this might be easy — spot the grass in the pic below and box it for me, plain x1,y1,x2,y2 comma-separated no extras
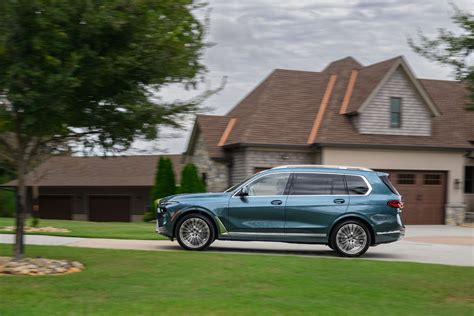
0,217,166,240
0,245,473,315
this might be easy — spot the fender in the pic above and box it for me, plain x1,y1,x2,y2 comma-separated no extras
329,212,375,233
171,205,226,237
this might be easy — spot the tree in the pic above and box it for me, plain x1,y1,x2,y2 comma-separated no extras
146,156,176,221
179,163,205,193
408,5,474,110
0,0,215,259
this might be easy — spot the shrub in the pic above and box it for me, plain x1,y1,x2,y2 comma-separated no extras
144,157,177,221
179,163,205,194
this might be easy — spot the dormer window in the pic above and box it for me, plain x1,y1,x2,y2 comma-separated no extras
390,97,402,128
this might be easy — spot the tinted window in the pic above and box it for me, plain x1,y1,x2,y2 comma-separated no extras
379,175,399,195
290,173,347,195
248,173,290,196
346,175,369,195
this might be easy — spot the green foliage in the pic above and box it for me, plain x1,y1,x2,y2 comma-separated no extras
151,157,177,201
0,163,15,217
144,157,177,221
408,5,474,110
0,189,15,217
0,0,211,157
30,216,39,228
179,163,205,193
0,0,215,257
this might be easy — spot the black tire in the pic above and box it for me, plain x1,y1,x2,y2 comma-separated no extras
175,213,215,251
330,220,371,257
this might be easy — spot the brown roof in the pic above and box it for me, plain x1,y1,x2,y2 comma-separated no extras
225,69,332,146
192,115,231,159
190,56,474,158
343,57,400,114
2,155,183,187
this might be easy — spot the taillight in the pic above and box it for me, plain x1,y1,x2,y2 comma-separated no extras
387,200,403,209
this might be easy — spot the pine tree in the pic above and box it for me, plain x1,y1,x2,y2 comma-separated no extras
145,157,176,221
179,164,206,193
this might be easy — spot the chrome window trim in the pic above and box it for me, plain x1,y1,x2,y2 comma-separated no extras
231,171,373,198
231,172,292,198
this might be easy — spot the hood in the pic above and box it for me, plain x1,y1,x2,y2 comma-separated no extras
160,192,228,204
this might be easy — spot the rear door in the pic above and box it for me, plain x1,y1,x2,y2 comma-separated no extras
284,173,349,240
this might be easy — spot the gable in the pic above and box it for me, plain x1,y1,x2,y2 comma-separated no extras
356,66,432,136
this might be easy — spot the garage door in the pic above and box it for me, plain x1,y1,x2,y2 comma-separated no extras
39,195,72,220
89,196,130,222
381,170,446,224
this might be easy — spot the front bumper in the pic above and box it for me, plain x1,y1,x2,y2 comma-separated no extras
156,208,173,238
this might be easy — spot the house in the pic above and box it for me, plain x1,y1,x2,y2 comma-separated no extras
184,56,474,225
2,155,182,222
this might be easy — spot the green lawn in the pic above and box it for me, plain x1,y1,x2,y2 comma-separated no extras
0,245,473,315
0,217,166,240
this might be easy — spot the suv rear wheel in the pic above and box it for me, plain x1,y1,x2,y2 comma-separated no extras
330,220,371,257
176,214,215,250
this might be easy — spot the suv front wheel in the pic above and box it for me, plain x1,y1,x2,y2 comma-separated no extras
330,220,371,257
176,214,215,250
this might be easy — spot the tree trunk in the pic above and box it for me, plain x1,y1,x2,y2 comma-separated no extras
13,161,26,260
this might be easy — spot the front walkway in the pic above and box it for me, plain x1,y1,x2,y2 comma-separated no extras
0,225,472,267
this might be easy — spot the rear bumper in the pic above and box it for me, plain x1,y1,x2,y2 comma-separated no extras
375,227,405,244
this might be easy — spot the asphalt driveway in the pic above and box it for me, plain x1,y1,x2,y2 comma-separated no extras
0,225,472,266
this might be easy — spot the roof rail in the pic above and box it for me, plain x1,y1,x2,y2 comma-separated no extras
272,165,373,171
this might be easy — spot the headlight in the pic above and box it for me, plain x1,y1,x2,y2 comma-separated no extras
162,201,180,206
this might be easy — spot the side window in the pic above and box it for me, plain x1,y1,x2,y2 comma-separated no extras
290,173,347,195
248,173,290,196
346,175,370,195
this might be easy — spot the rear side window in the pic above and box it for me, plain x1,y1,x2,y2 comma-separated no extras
379,175,399,195
345,175,370,195
290,173,347,195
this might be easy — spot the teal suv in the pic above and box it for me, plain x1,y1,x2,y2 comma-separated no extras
156,165,404,257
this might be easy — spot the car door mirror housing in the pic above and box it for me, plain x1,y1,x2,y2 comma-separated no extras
239,186,249,197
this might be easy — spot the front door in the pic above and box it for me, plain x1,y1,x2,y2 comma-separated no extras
227,172,290,239
285,173,349,241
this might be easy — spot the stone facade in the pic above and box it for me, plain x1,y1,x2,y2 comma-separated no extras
189,133,229,192
445,204,466,225
230,147,319,186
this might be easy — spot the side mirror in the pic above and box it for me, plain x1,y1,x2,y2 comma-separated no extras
239,185,249,197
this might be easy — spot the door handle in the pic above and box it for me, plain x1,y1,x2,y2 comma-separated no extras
271,200,283,205
333,198,345,204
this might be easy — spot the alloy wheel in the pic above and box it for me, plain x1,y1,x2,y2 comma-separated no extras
335,223,368,255
178,217,211,249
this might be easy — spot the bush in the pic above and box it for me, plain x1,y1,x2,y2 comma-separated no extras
179,163,205,194
145,157,177,221
0,189,15,218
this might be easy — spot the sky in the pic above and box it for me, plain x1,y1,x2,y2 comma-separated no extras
128,0,473,155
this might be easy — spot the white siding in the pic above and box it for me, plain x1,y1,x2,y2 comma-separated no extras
358,67,432,136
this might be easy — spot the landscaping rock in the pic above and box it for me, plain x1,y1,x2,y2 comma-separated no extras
0,257,84,276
